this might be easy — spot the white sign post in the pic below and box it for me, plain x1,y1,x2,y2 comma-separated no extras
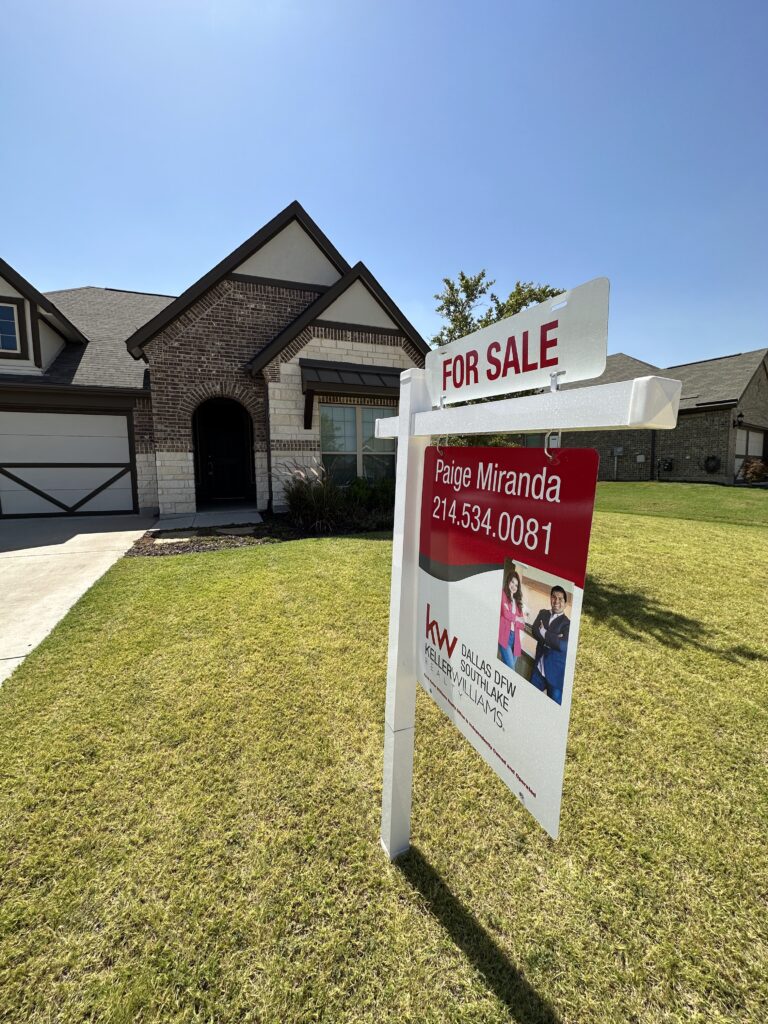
379,281,682,859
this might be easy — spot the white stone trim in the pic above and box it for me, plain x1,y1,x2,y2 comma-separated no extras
156,451,196,515
136,452,159,513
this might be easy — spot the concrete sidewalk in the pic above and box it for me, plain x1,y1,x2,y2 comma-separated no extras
0,515,154,683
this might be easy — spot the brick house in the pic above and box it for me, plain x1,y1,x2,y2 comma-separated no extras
530,350,767,485
0,202,429,518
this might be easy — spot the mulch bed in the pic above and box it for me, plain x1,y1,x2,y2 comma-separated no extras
126,514,393,557
126,516,305,557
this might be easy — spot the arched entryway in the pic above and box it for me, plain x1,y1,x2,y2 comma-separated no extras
192,397,255,507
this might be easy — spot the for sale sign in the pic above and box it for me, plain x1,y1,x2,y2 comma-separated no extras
417,444,599,838
424,277,609,406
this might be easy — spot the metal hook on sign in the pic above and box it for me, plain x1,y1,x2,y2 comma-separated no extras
433,395,446,454
544,431,556,462
549,370,566,393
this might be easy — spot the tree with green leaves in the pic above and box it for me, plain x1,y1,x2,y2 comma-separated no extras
431,271,563,348
430,271,564,445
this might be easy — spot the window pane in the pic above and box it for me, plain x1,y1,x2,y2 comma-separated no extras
320,405,356,453
525,433,545,448
323,453,357,485
0,305,18,352
362,407,396,453
735,429,747,456
747,431,764,456
363,453,396,482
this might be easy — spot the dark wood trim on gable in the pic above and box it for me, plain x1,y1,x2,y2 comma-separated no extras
313,318,404,337
0,296,29,361
227,273,331,293
30,307,42,367
246,262,429,376
124,201,352,357
0,256,88,344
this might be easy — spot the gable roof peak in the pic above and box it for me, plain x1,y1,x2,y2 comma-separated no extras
124,201,351,357
246,260,428,375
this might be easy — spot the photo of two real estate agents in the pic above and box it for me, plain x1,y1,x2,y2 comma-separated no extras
497,558,571,706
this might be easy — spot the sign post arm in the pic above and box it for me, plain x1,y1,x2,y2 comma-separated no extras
376,376,682,440
380,368,432,860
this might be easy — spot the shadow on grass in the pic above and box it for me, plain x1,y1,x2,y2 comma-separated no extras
583,577,767,665
396,847,562,1024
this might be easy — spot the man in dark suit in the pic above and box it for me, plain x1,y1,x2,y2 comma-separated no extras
529,586,570,705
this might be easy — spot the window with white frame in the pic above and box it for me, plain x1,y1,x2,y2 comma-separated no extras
320,403,397,484
0,302,21,354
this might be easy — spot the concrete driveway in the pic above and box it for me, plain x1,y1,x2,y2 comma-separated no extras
1,515,154,683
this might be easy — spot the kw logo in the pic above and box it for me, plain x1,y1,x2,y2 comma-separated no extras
426,604,458,657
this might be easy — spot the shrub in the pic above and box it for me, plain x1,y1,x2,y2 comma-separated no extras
743,457,768,483
342,477,396,530
282,462,396,533
282,459,343,533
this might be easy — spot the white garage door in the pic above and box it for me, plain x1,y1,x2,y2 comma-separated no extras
0,410,136,517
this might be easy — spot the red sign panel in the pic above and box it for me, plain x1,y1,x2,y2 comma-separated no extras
419,445,599,587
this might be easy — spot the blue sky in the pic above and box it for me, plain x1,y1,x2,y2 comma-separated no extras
2,0,766,367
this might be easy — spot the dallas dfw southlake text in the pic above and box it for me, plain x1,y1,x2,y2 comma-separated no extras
425,605,515,730
431,456,562,555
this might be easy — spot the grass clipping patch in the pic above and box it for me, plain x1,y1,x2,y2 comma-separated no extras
0,516,766,1023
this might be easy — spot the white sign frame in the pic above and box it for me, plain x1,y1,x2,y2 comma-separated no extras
425,277,610,406
380,369,681,859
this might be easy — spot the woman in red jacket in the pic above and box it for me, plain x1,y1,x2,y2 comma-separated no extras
498,563,529,671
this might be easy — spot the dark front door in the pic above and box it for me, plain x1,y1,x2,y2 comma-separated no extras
193,398,255,505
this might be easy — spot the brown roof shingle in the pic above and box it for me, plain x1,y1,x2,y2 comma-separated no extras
665,348,768,410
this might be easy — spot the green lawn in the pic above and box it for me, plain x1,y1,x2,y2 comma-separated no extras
1,494,766,1023
595,480,768,526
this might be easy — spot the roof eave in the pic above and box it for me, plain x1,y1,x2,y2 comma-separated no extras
678,399,738,411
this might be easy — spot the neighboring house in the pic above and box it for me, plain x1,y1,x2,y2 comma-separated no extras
0,202,429,518
553,349,768,484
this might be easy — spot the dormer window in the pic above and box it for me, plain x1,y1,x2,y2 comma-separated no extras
0,298,28,359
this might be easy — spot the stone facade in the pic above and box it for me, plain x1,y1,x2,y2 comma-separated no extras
155,452,196,514
135,452,158,512
265,324,421,508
